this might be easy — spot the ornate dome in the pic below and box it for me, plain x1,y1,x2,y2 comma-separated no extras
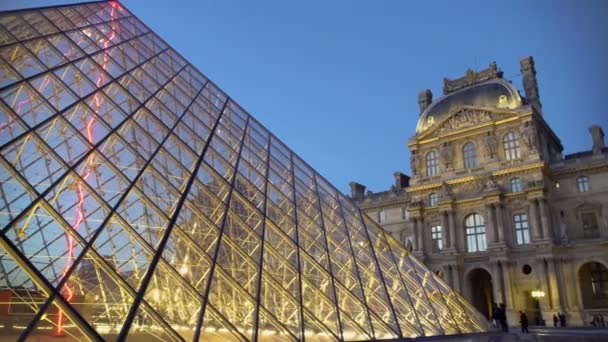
416,78,522,133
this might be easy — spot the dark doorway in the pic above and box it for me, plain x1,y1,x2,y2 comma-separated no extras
523,290,543,325
468,268,494,319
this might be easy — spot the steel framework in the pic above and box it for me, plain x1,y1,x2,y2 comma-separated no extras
0,1,492,341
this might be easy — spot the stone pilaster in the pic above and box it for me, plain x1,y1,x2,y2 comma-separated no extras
546,258,561,312
495,204,505,245
412,218,420,251
491,261,505,305
486,204,496,245
441,211,450,250
448,210,457,252
538,199,552,241
529,199,542,241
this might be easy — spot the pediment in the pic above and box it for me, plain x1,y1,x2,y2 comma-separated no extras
415,106,524,141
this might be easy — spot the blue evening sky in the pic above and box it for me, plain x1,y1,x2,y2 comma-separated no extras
2,0,607,194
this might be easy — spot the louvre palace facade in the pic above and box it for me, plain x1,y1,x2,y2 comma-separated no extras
351,58,608,327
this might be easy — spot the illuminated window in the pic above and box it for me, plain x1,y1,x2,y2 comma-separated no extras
429,193,438,207
577,176,589,193
514,213,530,245
426,150,439,176
463,142,478,168
510,178,522,192
503,131,521,160
465,213,487,252
431,225,443,252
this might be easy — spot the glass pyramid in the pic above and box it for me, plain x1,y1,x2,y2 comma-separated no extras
0,1,492,341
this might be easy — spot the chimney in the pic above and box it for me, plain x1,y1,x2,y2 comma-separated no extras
349,182,366,200
589,125,605,154
393,172,410,188
418,89,433,115
520,56,542,114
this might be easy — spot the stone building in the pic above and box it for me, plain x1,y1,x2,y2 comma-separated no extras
351,57,608,327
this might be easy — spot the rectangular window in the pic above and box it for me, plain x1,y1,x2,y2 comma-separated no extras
431,225,443,252
582,212,599,238
402,207,409,221
377,210,386,224
514,213,530,245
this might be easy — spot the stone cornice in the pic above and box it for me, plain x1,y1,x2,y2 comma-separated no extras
549,160,608,177
407,162,544,194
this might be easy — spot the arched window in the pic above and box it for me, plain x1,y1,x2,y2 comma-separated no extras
429,192,438,207
503,131,521,160
465,213,487,252
426,151,439,176
577,176,589,193
463,142,478,168
510,178,522,192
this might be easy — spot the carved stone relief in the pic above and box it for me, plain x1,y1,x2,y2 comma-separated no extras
440,142,454,170
483,131,498,159
520,121,538,151
437,110,492,136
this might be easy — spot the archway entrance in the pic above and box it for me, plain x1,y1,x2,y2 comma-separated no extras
579,262,608,310
467,268,494,320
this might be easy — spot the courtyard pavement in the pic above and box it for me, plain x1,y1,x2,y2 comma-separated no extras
372,327,608,341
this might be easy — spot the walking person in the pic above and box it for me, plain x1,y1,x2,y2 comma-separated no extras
559,312,566,327
491,303,499,328
499,303,509,332
553,313,558,327
519,311,529,333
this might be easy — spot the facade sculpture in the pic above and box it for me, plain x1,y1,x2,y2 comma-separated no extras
352,58,608,327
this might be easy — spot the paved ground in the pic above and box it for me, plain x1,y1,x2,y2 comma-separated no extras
404,327,608,341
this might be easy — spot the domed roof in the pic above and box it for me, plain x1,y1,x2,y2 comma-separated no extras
416,78,522,134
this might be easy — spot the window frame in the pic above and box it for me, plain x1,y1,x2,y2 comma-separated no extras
510,177,522,192
377,209,387,224
465,213,487,253
581,211,599,239
463,142,478,169
513,212,530,245
426,150,439,177
503,131,521,161
429,192,438,207
430,224,443,252
577,175,589,193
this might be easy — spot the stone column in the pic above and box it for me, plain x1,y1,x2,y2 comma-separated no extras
529,199,541,241
486,204,496,245
441,211,449,250
495,204,505,245
536,258,551,318
448,211,457,251
538,199,553,241
546,258,561,311
452,264,462,294
412,218,420,251
501,261,515,309
491,261,505,304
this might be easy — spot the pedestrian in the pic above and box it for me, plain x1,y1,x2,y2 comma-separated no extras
553,313,558,327
559,312,566,327
519,311,529,333
491,303,499,328
499,303,509,332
